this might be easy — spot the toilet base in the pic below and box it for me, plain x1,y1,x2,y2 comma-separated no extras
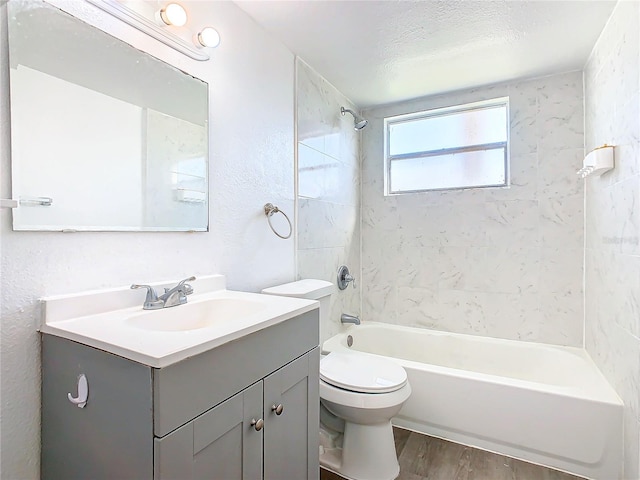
319,420,400,480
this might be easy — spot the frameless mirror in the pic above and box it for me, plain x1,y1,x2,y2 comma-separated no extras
7,1,209,231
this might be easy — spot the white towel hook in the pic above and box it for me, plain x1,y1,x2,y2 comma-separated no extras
68,374,89,408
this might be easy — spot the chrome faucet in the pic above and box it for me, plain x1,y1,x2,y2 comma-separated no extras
341,313,360,325
131,276,196,310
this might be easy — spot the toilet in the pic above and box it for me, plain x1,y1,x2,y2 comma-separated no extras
262,279,412,480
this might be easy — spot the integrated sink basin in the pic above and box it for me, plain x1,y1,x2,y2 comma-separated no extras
126,298,266,332
39,274,319,367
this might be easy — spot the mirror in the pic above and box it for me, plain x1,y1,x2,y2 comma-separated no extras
7,1,209,231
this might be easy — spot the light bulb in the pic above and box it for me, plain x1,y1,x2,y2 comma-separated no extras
158,3,187,27
197,27,221,48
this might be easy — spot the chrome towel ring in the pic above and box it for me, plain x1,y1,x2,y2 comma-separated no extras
264,203,292,239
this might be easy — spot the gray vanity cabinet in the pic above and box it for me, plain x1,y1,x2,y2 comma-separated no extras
154,351,320,480
41,310,320,480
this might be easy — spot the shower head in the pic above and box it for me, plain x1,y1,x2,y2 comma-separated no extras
341,106,368,131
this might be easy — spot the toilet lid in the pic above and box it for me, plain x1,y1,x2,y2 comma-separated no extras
320,352,407,394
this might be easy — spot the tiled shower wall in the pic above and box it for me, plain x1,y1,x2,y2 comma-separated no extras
360,72,584,346
584,1,640,478
296,59,360,343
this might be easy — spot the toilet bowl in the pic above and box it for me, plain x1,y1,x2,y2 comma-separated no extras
319,351,411,480
261,279,411,480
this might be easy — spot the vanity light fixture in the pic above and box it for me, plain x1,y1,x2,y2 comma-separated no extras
196,27,221,48
86,0,211,61
157,3,188,27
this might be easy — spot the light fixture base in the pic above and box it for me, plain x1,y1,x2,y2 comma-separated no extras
86,0,210,61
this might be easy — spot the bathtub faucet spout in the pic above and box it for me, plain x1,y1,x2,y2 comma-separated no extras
341,313,360,325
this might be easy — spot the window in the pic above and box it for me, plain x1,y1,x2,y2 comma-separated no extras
384,97,509,194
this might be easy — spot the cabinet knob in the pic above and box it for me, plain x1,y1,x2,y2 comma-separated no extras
250,418,264,431
271,404,284,415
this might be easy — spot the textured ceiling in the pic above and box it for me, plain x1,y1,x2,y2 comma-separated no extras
235,0,617,108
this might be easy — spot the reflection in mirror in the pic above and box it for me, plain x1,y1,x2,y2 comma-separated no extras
8,1,209,231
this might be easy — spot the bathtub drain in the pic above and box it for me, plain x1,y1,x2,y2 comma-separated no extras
347,335,353,347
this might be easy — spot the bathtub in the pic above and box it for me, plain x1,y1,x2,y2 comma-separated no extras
322,322,623,480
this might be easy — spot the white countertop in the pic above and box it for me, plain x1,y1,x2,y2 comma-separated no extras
40,275,318,368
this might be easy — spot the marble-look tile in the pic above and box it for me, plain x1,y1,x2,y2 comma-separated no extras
405,187,488,207
584,181,606,251
436,246,487,292
487,153,538,202
297,59,358,162
434,290,488,335
604,176,640,256
298,199,358,249
361,283,396,324
361,71,584,346
396,286,440,328
398,203,488,247
612,3,640,112
537,290,583,347
361,195,399,230
361,229,403,284
599,251,640,338
587,54,618,150
296,59,361,337
605,95,640,186
484,200,540,247
539,194,584,249
604,324,640,430
539,247,583,294
480,292,541,342
536,74,584,151
508,80,539,156
537,148,584,200
483,246,540,294
537,72,583,129
299,157,359,207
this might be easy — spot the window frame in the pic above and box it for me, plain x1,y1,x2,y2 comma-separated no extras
383,97,510,195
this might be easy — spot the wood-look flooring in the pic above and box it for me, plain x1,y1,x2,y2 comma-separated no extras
320,427,584,480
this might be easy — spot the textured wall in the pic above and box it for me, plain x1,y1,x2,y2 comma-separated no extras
584,1,640,478
296,59,360,343
360,72,584,346
0,1,295,478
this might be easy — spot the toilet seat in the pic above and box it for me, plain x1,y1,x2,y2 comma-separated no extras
320,352,407,394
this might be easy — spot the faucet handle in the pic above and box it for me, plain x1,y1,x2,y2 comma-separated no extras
176,276,195,295
131,284,162,309
177,276,196,286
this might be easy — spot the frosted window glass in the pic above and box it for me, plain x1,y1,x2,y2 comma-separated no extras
385,98,509,193
389,105,507,156
389,148,506,192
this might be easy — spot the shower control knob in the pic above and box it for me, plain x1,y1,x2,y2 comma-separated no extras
272,404,284,415
251,418,264,431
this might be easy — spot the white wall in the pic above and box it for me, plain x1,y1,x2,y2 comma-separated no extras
296,59,360,343
584,1,640,478
361,72,585,346
0,1,295,477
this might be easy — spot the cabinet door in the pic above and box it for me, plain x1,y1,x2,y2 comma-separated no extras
41,335,153,480
155,381,263,480
263,348,320,480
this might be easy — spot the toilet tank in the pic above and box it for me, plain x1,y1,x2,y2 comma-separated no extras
261,279,334,325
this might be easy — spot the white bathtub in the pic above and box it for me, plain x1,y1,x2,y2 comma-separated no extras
322,322,623,480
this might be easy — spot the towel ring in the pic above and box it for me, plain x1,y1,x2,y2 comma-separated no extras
264,203,292,239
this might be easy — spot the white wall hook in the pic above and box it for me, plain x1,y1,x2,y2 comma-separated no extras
68,374,88,408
